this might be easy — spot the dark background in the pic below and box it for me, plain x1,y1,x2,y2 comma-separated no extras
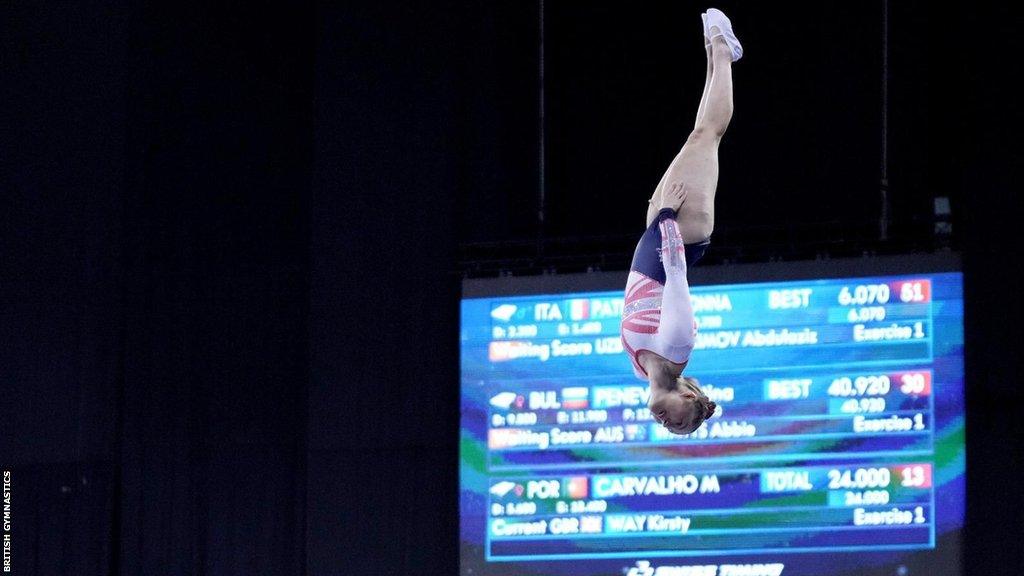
1,1,1021,575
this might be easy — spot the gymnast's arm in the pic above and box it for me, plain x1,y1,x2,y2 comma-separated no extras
655,208,697,362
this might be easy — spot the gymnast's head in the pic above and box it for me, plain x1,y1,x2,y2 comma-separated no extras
648,374,717,435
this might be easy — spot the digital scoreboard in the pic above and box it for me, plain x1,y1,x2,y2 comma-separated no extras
460,260,964,576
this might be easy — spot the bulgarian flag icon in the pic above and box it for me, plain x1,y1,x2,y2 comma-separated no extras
561,387,589,409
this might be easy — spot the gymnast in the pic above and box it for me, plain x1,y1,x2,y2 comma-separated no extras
619,8,741,435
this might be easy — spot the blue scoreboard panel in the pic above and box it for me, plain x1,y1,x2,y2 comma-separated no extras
460,263,964,576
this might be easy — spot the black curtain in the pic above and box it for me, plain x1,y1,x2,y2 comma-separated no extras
307,1,461,573
116,2,311,571
3,0,312,573
2,1,128,572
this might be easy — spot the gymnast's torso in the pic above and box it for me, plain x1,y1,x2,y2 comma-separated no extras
620,208,709,380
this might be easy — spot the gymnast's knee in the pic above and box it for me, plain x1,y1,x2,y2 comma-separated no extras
690,120,729,142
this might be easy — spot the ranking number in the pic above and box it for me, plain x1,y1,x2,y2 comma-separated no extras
900,373,927,394
900,282,927,303
901,466,928,487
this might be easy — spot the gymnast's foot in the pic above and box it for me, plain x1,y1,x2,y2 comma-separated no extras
706,7,743,62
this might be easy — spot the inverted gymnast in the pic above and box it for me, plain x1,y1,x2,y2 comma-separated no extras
620,8,741,435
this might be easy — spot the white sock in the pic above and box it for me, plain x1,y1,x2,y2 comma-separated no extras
706,7,743,62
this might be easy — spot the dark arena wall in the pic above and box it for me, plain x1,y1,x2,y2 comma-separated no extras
2,1,1023,575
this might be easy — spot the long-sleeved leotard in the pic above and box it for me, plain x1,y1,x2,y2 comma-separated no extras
620,208,709,380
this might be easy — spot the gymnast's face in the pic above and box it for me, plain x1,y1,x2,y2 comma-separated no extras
649,376,717,435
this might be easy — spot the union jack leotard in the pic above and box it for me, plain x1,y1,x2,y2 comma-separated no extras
620,208,708,380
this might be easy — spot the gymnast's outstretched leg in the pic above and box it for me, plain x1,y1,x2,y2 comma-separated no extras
647,8,740,245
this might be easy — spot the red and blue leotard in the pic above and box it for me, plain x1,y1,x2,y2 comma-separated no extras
620,208,709,380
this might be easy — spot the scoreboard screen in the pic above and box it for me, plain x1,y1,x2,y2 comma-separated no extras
460,260,964,576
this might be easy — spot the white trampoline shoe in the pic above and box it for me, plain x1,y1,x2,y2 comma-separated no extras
705,7,743,62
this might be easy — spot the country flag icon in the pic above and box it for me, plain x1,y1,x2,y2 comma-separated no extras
489,481,517,498
489,392,517,410
563,476,588,499
625,424,646,441
560,387,589,409
490,304,518,322
569,299,590,321
580,515,603,534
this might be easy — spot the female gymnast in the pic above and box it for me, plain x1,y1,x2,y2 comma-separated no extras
620,8,742,435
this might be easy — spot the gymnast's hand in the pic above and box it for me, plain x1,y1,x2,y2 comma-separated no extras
659,182,689,212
